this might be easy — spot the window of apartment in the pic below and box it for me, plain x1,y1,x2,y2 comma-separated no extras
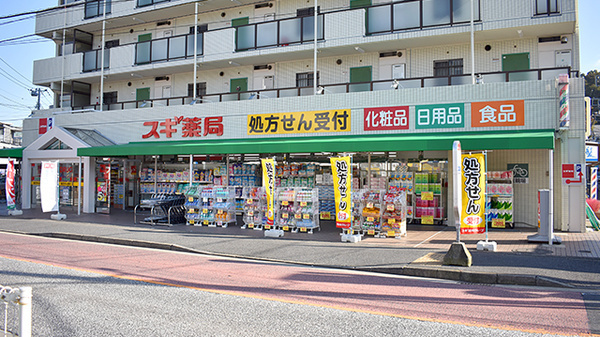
103,91,117,104
187,82,207,97
137,0,169,7
296,72,319,87
84,0,111,19
135,32,203,65
434,59,463,77
105,39,119,48
535,0,559,15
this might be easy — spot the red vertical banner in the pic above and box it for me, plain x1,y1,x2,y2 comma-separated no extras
39,118,48,135
6,159,15,210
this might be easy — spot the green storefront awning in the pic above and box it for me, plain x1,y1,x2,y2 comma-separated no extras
77,130,555,157
0,147,23,158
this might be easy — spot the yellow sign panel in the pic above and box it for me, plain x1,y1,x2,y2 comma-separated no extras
461,153,486,234
262,158,276,227
248,110,350,135
421,191,434,201
492,218,506,228
422,215,434,224
330,156,352,229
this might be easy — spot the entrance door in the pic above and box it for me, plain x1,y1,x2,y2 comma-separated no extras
230,78,248,92
136,87,150,101
350,66,372,92
95,160,111,213
502,53,530,71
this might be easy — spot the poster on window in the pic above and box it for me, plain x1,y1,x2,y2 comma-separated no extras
460,153,486,234
330,156,352,229
5,159,15,210
261,158,276,227
41,161,59,213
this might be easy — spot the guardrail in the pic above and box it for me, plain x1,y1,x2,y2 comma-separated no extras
1,285,32,337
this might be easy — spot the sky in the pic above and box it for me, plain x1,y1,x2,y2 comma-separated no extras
0,0,598,127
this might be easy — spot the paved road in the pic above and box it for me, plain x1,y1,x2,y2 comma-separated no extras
1,232,595,336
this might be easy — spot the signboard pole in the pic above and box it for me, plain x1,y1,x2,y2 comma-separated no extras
452,141,462,242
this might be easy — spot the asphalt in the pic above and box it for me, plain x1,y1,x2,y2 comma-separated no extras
0,207,599,290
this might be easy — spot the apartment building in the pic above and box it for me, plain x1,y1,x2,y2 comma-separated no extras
14,0,585,233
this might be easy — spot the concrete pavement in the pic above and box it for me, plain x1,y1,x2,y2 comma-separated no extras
0,207,599,289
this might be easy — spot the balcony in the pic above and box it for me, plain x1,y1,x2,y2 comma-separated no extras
235,14,324,51
83,49,110,72
85,0,112,19
135,33,203,65
70,67,576,111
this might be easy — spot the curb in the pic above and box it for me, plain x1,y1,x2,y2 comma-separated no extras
4,230,574,289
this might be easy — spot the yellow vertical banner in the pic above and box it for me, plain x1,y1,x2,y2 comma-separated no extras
330,156,352,229
460,153,486,234
261,158,276,226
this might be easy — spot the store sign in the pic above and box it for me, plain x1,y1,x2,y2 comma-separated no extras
415,103,464,129
364,106,409,131
261,158,276,226
507,163,529,184
5,159,15,211
460,153,486,234
562,163,584,185
38,117,54,135
586,145,598,162
247,110,350,135
471,100,524,127
330,156,352,229
142,116,224,139
41,161,59,213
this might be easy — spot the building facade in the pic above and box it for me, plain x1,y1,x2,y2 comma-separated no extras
20,0,585,232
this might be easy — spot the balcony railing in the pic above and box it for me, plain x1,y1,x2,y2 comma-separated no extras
72,67,576,111
83,49,110,72
366,0,481,35
84,0,111,19
135,33,203,65
236,15,324,51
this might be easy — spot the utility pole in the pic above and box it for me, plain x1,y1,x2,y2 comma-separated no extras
29,88,47,110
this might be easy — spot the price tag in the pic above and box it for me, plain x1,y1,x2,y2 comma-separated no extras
283,226,289,231
202,208,208,214
202,197,208,202
387,230,395,237
294,213,301,219
246,199,253,204
492,218,506,228
320,212,331,220
422,215,434,224
203,220,209,225
189,220,195,225
217,221,223,226
282,201,289,206
188,197,194,202
248,223,254,228
217,209,223,214
282,213,289,219
265,225,271,230
300,227,307,232
303,214,310,220
367,202,374,208
422,191,434,201
366,217,375,222
217,198,223,202
248,211,254,216
367,229,375,235
387,218,395,224
300,202,308,206
188,208,195,213
386,204,395,211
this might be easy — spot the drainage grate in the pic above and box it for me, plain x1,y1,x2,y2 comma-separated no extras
579,250,592,253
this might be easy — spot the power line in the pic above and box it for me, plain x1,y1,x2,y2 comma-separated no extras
0,69,31,91
0,57,33,86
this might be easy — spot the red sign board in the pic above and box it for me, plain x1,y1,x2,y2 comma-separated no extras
364,106,409,131
561,164,575,179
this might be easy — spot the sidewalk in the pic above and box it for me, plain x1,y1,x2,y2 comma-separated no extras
1,207,599,289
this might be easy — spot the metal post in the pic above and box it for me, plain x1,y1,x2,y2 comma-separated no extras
154,156,158,194
78,156,82,215
367,152,371,188
60,4,66,110
470,0,475,84
313,0,318,95
549,149,554,245
99,0,107,111
189,154,193,188
193,2,198,102
18,287,32,337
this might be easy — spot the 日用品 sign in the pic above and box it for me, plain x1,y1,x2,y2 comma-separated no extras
415,103,464,129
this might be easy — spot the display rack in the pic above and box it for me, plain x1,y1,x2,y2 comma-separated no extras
389,171,413,222
275,163,317,188
275,187,295,231
381,187,407,237
293,188,320,233
412,171,444,225
135,193,186,226
360,189,383,235
184,185,213,226
212,186,237,227
486,170,514,229
350,189,364,234
242,186,266,230
317,185,335,220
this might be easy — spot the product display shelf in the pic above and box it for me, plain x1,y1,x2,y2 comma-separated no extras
293,188,320,233
486,170,514,229
184,185,213,226
389,171,414,221
275,163,318,188
140,164,194,196
241,186,266,230
211,186,237,228
318,185,335,220
275,187,296,231
350,189,364,234
412,171,444,225
360,189,383,236
380,187,407,238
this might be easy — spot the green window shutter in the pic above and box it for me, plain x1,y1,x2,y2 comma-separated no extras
502,53,530,72
232,17,249,27
138,33,152,42
350,66,372,83
230,78,248,93
136,88,150,101
350,0,371,9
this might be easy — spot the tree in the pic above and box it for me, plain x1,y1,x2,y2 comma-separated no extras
584,70,600,98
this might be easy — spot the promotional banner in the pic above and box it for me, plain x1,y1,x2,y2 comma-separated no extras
330,156,352,229
5,159,15,210
460,153,486,234
41,161,59,213
261,158,276,227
